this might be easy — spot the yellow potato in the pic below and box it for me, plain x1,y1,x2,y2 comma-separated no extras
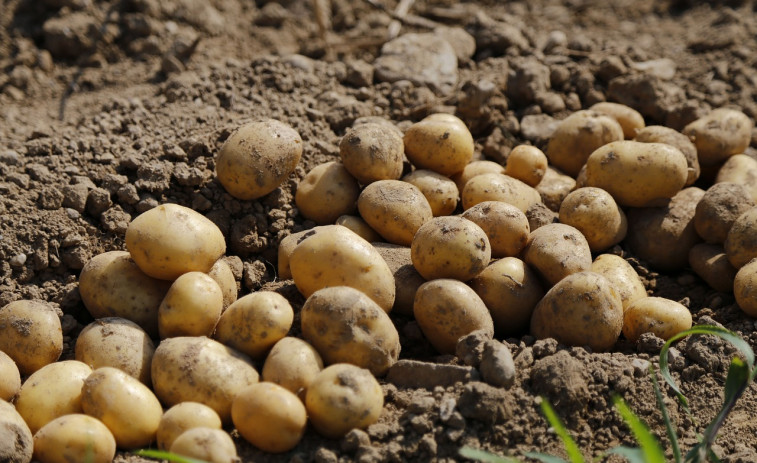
559,187,627,252
451,160,505,192
277,226,328,280
591,254,647,312
694,183,755,244
634,125,700,186
357,179,433,246
725,207,757,269
207,258,238,310
535,167,576,212
462,173,542,213
461,201,530,258
734,259,757,317
689,243,737,293
403,114,475,176
523,223,592,286
716,154,757,202
546,110,624,176
295,161,361,225
0,400,33,463
402,169,459,216
262,337,324,400
339,122,404,184
410,216,491,281
683,108,753,166
170,428,238,463
0,300,62,376
0,351,20,402
157,402,222,451
372,243,426,317
335,215,382,242
622,297,692,343
33,414,116,463
590,102,645,139
159,272,223,339
505,145,548,187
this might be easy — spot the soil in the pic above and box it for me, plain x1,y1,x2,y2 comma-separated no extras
2,0,757,462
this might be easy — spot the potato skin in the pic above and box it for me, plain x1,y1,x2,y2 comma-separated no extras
622,297,692,343
462,201,530,258
694,183,755,244
452,160,505,192
170,428,238,463
262,337,324,400
0,300,62,376
159,272,224,339
683,108,753,166
634,125,700,186
402,169,459,217
725,207,757,269
411,216,491,281
590,254,647,312
0,400,33,463
372,243,426,317
546,110,624,176
559,187,627,253
689,243,737,293
157,402,222,451
277,227,328,280
590,102,645,139
523,223,592,286
340,123,404,184
734,259,757,317
716,154,757,202
335,215,382,243
462,173,542,213
403,115,475,176
208,258,238,310
505,145,548,187
295,162,361,225
33,414,116,463
358,179,433,246
0,351,20,402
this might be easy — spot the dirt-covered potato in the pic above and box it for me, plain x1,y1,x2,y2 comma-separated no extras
683,108,753,166
0,300,62,376
622,297,692,343
357,179,433,246
373,243,425,316
170,428,238,463
305,364,383,439
402,169,459,216
207,258,238,310
403,114,475,176
590,254,647,312
530,272,623,351
289,225,395,312
694,183,755,244
590,102,645,139
461,201,530,258
559,187,627,252
535,167,576,212
151,336,259,423
232,382,307,453
159,272,224,339
0,400,33,463
523,223,592,286
0,351,20,402
410,216,491,281
126,204,226,281
301,286,400,376
214,291,293,360
689,243,737,293
277,227,328,280
470,257,544,337
339,122,404,184
262,337,324,400
335,215,382,242
734,259,757,317
216,119,302,200
716,154,757,202
634,125,700,186
157,402,222,451
451,160,505,192
33,414,116,463
725,207,757,269
546,110,625,176
462,173,542,213
295,161,361,225
505,145,548,187
585,141,688,207
414,279,494,354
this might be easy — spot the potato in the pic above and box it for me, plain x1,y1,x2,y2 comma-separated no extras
523,223,592,286
305,364,383,439
683,108,753,166
15,360,92,434
157,402,222,451
125,203,226,280
591,254,647,312
357,179,433,246
216,119,302,200
0,400,33,463
689,243,737,293
232,382,307,453
461,201,529,258
33,414,116,463
462,173,542,213
151,336,259,423
585,141,688,208
0,300,62,376
469,257,544,337
277,227,328,280
411,216,491,281
290,225,395,312
725,207,757,269
559,187,627,252
414,279,494,354
0,351,20,402
546,110,624,176
535,167,576,212
734,259,757,317
170,428,238,463
79,251,170,337
339,122,404,184
634,125,700,186
505,145,548,187
335,215,382,243
214,291,293,360
295,161,361,225
208,258,238,309
716,154,757,202
451,160,505,192
403,114,475,176
159,272,223,339
530,272,623,352
373,243,425,317
301,286,400,376
622,297,692,343
590,102,645,139
694,183,755,244
262,337,324,399
81,367,163,449
402,169,459,216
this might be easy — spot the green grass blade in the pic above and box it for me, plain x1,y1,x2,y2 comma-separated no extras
606,446,648,463
612,395,666,463
459,447,522,463
651,365,681,462
523,453,570,463
539,400,586,463
134,449,210,463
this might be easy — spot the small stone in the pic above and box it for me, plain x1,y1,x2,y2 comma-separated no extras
386,360,479,389
9,254,27,267
480,340,516,388
456,329,492,367
520,114,558,145
631,358,651,377
344,60,374,88
544,30,567,51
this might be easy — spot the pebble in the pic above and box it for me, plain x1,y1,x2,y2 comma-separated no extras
9,254,27,267
479,340,516,388
386,360,479,389
520,114,558,145
455,329,491,367
630,58,676,80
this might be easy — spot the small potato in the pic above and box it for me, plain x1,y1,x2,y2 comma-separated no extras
373,243,426,317
0,351,20,402
414,279,494,354
462,173,542,213
157,403,222,451
505,145,548,187
208,258,238,309
277,227,328,280
546,110,624,176
725,207,757,269
716,154,757,202
402,169,459,216
305,364,383,439
523,223,592,286
33,414,116,463
590,102,645,139
262,337,324,399
634,125,700,186
170,428,238,463
0,400,34,463
535,167,576,212
295,162,361,225
214,291,293,360
216,119,302,200
232,382,307,453
622,297,692,343
159,272,224,339
301,287,400,376
694,183,755,244
461,201,530,258
0,300,62,376
591,254,647,312
403,114,475,176
339,123,404,184
469,257,544,337
125,203,226,281
683,108,753,166
358,179,433,246
530,272,623,352
451,160,505,192
411,216,491,281
335,215,382,242
559,187,627,252
734,259,757,317
689,243,737,293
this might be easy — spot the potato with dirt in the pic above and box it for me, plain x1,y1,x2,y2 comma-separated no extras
558,187,627,252
335,215,382,242
451,160,506,192
462,173,542,213
622,297,692,343
207,258,238,309
157,402,223,451
0,400,33,463
689,243,737,293
590,254,647,311
357,179,433,246
734,259,757,317
277,226,328,280
634,125,700,186
159,271,224,338
170,428,238,463
716,154,757,202
402,169,459,216
682,108,753,166
589,102,645,139
410,216,491,281
295,161,361,225
523,223,592,286
339,122,404,184
535,167,576,212
504,145,548,187
0,351,21,402
694,183,755,244
461,201,530,258
373,243,426,317
725,206,757,269
0,300,62,376
546,110,625,176
33,414,116,463
403,113,475,176
262,337,324,400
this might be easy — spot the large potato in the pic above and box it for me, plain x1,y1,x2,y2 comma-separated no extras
295,162,360,225
159,272,224,338
725,207,757,269
0,300,62,376
546,110,624,176
689,243,737,293
207,258,238,309
634,125,700,186
170,428,238,463
33,414,116,463
535,167,576,212
451,160,505,192
694,183,755,244
523,223,592,286
590,102,645,139
0,351,20,402
505,145,548,187
357,179,433,246
216,119,302,200
462,173,542,213
403,114,474,176
591,254,647,311
683,108,753,166
373,243,425,317
411,216,491,281
262,337,324,400
716,154,757,202
622,297,692,343
402,169,459,217
0,400,33,463
340,123,404,184
125,203,226,280
462,201,530,258
559,187,627,252
734,259,757,317
157,402,222,451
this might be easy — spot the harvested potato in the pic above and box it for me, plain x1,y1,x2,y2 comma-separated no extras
591,254,647,311
232,382,307,453
590,102,645,139
622,297,692,343
462,173,542,213
373,243,426,316
216,119,302,200
0,351,20,402
523,223,592,286
158,402,222,451
530,272,623,351
170,428,238,463
451,160,506,192
214,291,293,360
414,279,494,354
470,257,544,337
277,227,328,280
411,216,491,281
33,414,116,463
335,215,382,242
126,203,226,280
559,187,627,252
403,114,475,176
295,161,361,225
357,179,433,246
79,250,170,337
546,110,624,176
0,400,33,463
585,141,688,207
0,300,62,376
683,108,753,166
725,207,757,269
689,243,737,293
694,183,755,244
301,286,400,376
634,125,700,186
289,225,395,312
535,167,576,212
734,259,757,317
402,169,459,216
339,122,404,184
159,272,224,338
716,154,757,202
505,145,548,187
305,364,383,439
208,258,238,309
262,337,324,400
461,201,530,258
